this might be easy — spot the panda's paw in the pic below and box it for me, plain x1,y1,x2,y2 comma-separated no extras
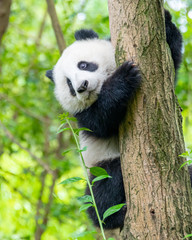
122,61,140,78
116,61,141,88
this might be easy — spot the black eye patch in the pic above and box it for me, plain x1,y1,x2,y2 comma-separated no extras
66,78,76,97
77,61,98,72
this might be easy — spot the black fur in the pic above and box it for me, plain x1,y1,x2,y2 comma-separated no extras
75,29,99,40
75,62,141,138
165,9,182,80
67,78,76,96
85,158,126,229
46,70,54,82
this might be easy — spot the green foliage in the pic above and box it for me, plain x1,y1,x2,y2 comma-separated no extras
78,195,93,203
0,0,192,239
179,150,192,168
92,175,112,185
102,204,126,222
90,166,109,176
183,233,192,239
79,203,94,212
59,177,85,185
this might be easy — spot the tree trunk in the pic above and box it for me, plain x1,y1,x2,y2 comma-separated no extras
0,0,12,45
108,0,192,239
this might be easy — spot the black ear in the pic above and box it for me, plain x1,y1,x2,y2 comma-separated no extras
46,70,54,82
75,29,99,40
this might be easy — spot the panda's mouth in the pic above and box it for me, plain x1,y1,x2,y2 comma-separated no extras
76,88,98,103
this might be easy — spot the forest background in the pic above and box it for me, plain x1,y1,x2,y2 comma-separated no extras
0,0,192,239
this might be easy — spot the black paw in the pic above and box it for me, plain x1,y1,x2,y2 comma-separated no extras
116,61,141,90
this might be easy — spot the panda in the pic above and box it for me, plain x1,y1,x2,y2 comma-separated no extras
46,10,184,230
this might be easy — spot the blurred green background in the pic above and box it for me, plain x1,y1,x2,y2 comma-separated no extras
0,0,191,239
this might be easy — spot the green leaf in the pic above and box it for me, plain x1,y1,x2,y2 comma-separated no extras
183,234,192,239
77,146,87,153
78,195,93,203
90,166,108,176
59,112,69,120
62,149,73,155
179,160,192,169
103,203,126,221
92,175,112,185
78,127,92,132
179,151,189,157
79,203,93,212
59,177,84,185
108,238,116,240
57,127,70,134
67,117,77,122
73,127,92,136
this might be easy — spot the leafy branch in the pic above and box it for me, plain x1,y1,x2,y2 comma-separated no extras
59,113,126,240
62,113,107,240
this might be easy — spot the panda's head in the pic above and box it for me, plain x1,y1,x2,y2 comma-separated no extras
46,29,116,114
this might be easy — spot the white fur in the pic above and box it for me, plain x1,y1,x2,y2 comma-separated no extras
79,132,120,168
53,39,116,114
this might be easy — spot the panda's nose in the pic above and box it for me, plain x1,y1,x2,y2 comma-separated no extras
77,80,88,93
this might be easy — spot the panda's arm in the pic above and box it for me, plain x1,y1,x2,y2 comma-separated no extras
165,10,182,78
75,61,141,138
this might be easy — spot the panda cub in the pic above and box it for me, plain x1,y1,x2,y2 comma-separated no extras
46,10,183,230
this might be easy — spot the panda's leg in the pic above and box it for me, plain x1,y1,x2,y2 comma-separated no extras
165,9,182,78
85,158,126,229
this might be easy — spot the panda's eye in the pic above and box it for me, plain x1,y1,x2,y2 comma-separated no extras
78,61,88,70
78,61,98,72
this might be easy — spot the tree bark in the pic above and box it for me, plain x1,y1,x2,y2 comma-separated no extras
46,0,66,54
0,0,12,45
108,0,192,239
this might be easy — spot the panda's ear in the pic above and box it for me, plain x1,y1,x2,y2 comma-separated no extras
75,29,99,40
46,70,54,82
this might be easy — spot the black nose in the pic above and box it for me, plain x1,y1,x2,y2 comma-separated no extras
77,80,88,93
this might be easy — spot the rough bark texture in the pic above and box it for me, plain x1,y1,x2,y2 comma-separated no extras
0,0,12,45
108,0,192,239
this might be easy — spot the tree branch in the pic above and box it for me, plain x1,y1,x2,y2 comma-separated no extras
46,0,66,54
0,0,12,45
0,175,32,202
0,93,48,122
0,121,54,175
34,171,58,240
35,170,47,240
